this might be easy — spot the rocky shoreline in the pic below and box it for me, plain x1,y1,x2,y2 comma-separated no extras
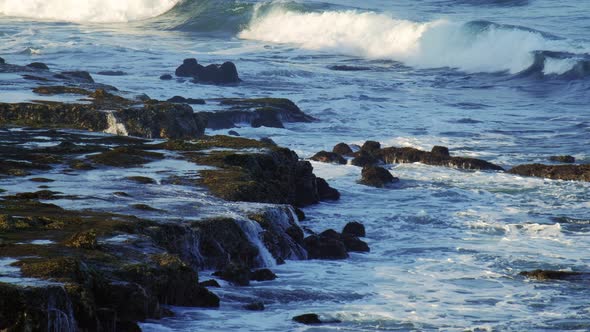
1,58,589,331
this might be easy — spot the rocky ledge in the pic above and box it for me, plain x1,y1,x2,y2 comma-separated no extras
509,164,590,182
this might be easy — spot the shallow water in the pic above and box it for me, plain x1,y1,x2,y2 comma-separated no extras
1,0,590,330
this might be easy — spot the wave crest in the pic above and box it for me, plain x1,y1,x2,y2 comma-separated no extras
0,0,181,23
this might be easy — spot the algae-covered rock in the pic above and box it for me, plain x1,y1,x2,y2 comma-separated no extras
88,147,164,167
65,229,98,249
310,151,346,164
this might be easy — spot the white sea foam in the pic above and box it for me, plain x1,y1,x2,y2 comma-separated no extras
240,8,575,73
0,0,180,23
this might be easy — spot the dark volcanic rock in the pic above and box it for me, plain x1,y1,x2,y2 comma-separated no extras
213,264,252,286
293,314,322,325
159,74,173,80
175,58,240,84
342,234,370,252
431,146,450,157
26,62,49,70
361,140,381,154
332,142,353,156
310,151,346,164
202,98,315,130
200,279,221,288
342,221,365,237
379,146,504,171
520,270,589,281
549,155,575,163
167,96,206,105
303,232,349,260
316,177,341,201
509,164,590,182
360,165,399,188
351,151,382,167
250,268,277,281
0,57,4,64
175,58,204,77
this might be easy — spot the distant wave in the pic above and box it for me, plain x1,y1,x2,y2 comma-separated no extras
239,7,587,75
0,0,181,23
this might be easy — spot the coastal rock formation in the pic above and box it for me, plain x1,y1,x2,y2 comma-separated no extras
303,227,369,260
509,164,590,181
310,151,346,164
332,142,354,156
520,270,589,281
0,90,207,139
175,58,240,84
202,98,315,129
359,165,399,188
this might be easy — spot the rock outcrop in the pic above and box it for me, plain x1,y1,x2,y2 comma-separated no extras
509,164,590,182
175,58,240,84
359,165,399,188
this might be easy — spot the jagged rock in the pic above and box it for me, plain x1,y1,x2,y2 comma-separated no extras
520,270,588,281
342,222,365,237
332,142,353,156
294,207,306,221
342,234,370,252
292,314,322,325
380,146,503,171
244,302,265,311
303,231,349,260
509,164,590,182
310,151,346,164
317,178,341,200
549,155,575,163
361,140,381,154
351,150,382,167
202,98,315,129
167,96,206,105
160,74,173,80
175,58,203,77
196,148,339,207
0,99,207,139
250,268,277,281
175,58,240,84
27,62,49,70
360,165,399,188
431,146,450,157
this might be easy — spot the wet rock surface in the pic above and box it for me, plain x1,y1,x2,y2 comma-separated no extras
509,164,590,181
360,165,399,188
520,270,590,281
175,58,240,84
548,155,575,163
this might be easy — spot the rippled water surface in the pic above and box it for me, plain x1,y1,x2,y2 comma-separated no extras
1,0,589,330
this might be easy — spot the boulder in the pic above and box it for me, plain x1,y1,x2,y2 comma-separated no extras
549,155,575,163
250,268,277,281
213,264,252,286
199,279,221,288
228,130,240,136
342,221,365,237
351,151,382,167
359,165,399,188
303,232,349,260
342,234,370,253
0,57,4,64
159,74,173,80
332,142,353,156
316,177,341,200
508,164,590,182
431,146,450,157
361,140,381,154
97,70,127,76
379,146,504,171
310,151,346,164
59,71,94,83
175,58,204,77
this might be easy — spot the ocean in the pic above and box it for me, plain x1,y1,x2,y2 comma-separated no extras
1,0,589,331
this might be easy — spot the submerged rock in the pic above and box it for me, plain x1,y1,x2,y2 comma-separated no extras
159,74,173,80
549,155,576,163
509,164,590,182
0,57,4,64
431,146,450,157
293,313,322,325
167,95,206,105
26,62,49,70
97,70,127,76
244,302,265,311
202,98,315,130
379,146,503,171
359,165,399,188
303,231,349,260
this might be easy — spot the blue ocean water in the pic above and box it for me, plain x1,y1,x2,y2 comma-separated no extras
1,0,589,330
